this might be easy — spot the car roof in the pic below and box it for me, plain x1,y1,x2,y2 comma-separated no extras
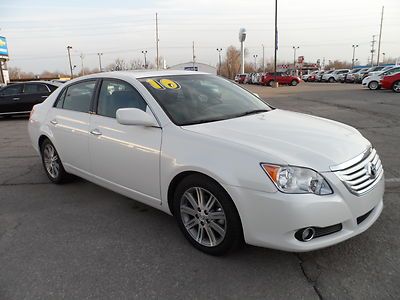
79,70,209,80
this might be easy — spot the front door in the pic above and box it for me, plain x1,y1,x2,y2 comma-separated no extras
89,79,162,206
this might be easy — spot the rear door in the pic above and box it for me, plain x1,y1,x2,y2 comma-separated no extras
47,79,98,173
0,84,24,114
21,83,52,112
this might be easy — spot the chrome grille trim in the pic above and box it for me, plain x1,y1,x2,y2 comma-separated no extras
330,147,384,196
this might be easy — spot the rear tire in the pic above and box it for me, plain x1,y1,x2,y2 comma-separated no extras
40,139,69,184
392,81,400,93
173,174,243,256
268,80,275,87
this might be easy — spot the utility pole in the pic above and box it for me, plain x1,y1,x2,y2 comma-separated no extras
192,41,196,70
67,46,73,79
253,54,258,71
370,35,377,67
351,44,359,68
80,53,85,76
377,6,384,65
155,13,159,70
142,50,148,69
97,53,103,72
262,44,265,72
292,46,299,75
216,48,222,75
273,0,278,87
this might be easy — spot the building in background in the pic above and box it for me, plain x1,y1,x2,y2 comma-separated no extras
168,62,217,75
0,36,10,85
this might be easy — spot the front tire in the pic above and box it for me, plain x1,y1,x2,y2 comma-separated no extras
291,80,298,86
40,139,69,184
392,81,400,93
368,81,379,90
328,77,335,83
173,174,243,255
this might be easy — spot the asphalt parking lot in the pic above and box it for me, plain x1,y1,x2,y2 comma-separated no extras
0,83,399,299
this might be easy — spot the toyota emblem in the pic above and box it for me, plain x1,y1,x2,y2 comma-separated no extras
366,162,377,179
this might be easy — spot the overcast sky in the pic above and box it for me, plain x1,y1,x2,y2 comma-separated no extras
1,0,399,73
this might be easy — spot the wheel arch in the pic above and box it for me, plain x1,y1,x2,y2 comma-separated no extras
167,170,238,218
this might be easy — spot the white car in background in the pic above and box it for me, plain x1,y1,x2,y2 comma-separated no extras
28,71,384,255
362,66,400,90
322,69,350,83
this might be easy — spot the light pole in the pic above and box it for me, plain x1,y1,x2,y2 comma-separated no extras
262,44,265,72
273,0,278,87
80,53,85,76
382,52,386,64
292,46,299,75
239,28,247,74
216,48,222,75
253,54,258,71
97,53,103,72
351,44,359,68
67,46,73,79
142,50,148,69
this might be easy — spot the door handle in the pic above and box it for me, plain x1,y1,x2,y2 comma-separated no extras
50,119,58,125
12,97,20,101
41,96,48,98
90,129,102,136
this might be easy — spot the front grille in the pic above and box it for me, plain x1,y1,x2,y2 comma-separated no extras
331,148,383,196
357,209,374,225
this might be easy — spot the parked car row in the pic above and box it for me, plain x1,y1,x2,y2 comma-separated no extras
235,72,301,86
302,64,399,91
361,65,400,91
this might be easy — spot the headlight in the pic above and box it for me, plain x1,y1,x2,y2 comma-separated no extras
261,164,333,195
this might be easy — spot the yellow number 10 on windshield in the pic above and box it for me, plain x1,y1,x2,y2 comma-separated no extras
146,79,181,90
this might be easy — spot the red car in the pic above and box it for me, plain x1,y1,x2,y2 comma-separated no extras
380,72,400,93
261,72,300,86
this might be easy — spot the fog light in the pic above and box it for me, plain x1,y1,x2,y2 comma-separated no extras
302,227,315,241
295,227,316,242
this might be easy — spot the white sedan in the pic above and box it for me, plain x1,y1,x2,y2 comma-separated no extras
28,71,384,255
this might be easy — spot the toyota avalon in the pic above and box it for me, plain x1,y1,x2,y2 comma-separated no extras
28,71,384,255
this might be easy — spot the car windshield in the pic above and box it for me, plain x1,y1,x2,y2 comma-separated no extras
139,74,271,126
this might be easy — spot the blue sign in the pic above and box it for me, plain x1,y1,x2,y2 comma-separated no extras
0,36,9,57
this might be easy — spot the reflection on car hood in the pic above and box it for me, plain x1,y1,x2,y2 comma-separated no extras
183,109,370,171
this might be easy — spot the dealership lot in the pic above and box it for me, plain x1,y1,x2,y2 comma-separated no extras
0,83,399,299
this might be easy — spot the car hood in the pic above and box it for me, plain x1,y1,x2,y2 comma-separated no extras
183,109,370,172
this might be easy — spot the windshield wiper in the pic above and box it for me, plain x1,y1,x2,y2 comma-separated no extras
237,109,270,117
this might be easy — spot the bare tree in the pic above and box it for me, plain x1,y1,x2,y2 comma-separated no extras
219,46,250,79
129,58,144,70
106,58,128,71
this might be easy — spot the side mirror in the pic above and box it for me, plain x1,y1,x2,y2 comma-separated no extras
116,108,158,127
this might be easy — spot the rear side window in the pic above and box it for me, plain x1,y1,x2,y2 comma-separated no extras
24,83,49,93
1,84,23,96
97,79,147,118
62,80,96,113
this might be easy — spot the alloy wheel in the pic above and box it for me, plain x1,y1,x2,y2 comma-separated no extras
180,187,227,247
43,143,60,179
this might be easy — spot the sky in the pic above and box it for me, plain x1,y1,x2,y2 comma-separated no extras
1,0,399,73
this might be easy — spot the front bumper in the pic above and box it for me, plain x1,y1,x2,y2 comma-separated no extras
223,172,384,252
